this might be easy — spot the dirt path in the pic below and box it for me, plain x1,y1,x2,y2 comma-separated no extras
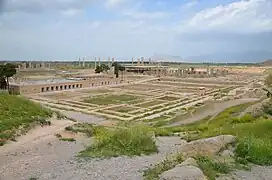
166,98,259,127
0,134,186,180
0,118,76,154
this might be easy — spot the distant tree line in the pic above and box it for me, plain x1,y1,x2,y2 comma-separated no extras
95,64,110,73
0,63,17,92
95,62,125,79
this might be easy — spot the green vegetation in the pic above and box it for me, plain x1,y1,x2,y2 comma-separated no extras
196,156,231,180
153,102,257,138
65,123,99,137
108,106,136,113
55,133,76,142
264,73,272,97
0,63,17,91
79,125,158,158
95,64,110,73
0,93,52,145
143,153,184,180
60,137,76,142
29,178,38,180
152,101,272,166
84,94,139,105
112,62,125,79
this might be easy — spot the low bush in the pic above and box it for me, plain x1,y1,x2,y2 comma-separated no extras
65,123,99,137
79,125,158,158
196,156,231,180
231,114,255,124
235,135,272,165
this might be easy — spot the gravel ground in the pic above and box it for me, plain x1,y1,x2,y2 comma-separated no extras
60,110,106,124
0,136,186,180
218,166,272,180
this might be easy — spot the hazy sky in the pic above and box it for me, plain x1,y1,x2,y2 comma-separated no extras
0,0,271,61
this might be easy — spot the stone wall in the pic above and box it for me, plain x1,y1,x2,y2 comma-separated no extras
11,78,126,95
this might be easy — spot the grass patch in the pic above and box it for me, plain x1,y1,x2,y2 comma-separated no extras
79,125,158,158
65,123,100,137
107,106,137,113
153,101,272,166
235,134,272,165
0,93,53,145
196,156,231,180
60,137,76,142
143,153,184,180
29,178,38,180
84,94,139,105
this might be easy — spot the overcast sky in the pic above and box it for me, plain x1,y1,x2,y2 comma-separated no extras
0,0,271,61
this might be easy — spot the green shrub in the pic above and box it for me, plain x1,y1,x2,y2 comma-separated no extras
0,93,53,145
262,100,272,115
143,154,184,180
231,114,255,124
196,156,231,180
65,123,98,137
235,135,272,165
79,125,158,158
60,138,76,142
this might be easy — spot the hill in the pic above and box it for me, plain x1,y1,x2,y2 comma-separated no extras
0,93,53,145
185,51,272,63
151,53,183,62
259,59,272,66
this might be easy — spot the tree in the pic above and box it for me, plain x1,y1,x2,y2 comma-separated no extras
263,73,272,98
101,64,110,72
119,65,125,81
0,63,17,92
95,65,102,73
112,62,125,79
95,64,110,74
112,62,119,78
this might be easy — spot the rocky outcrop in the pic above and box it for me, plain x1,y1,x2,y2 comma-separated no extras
160,164,207,180
180,135,236,158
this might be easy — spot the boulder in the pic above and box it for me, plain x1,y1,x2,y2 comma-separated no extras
221,149,234,157
160,165,207,180
180,135,236,158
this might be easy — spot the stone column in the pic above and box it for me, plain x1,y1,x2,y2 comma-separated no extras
29,62,32,68
79,57,81,67
22,63,26,69
94,57,97,68
149,58,151,65
82,57,85,68
108,57,111,67
98,57,101,66
141,57,144,66
132,57,134,65
137,58,140,66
